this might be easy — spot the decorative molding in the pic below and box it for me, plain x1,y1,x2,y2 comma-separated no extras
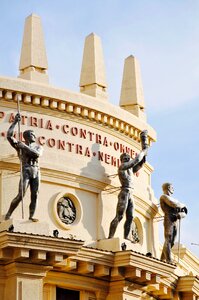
0,231,190,299
0,87,156,146
0,231,84,265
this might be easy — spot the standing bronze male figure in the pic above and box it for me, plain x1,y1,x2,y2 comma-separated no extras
108,130,148,241
160,183,187,263
5,113,43,222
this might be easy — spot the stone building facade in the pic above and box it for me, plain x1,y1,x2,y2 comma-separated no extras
0,14,198,300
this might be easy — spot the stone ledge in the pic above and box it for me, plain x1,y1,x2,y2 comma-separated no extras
0,218,50,236
0,231,85,261
96,237,133,252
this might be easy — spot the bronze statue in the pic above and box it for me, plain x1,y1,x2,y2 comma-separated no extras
160,183,187,263
108,130,148,241
5,113,43,222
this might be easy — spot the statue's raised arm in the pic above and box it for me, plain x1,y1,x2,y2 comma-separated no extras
108,130,149,241
5,113,43,222
7,113,21,150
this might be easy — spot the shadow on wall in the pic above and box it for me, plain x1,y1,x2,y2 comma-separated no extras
146,186,160,258
79,143,111,240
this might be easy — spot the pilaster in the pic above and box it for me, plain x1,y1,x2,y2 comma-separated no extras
43,284,56,300
4,262,50,300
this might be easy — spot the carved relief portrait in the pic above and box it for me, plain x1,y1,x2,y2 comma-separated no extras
57,196,76,224
131,219,140,243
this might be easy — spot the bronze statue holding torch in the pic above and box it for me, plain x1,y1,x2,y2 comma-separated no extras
108,130,149,241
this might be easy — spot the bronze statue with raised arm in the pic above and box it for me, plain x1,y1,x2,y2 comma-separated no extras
5,113,43,222
108,130,148,241
160,183,187,263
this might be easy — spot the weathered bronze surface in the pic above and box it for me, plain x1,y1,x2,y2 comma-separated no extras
5,113,43,222
160,183,187,263
108,130,148,241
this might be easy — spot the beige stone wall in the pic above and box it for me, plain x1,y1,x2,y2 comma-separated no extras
1,13,199,300
0,77,158,256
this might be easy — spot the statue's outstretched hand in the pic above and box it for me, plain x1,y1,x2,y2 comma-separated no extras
177,206,188,219
140,130,148,150
181,206,188,214
14,113,21,123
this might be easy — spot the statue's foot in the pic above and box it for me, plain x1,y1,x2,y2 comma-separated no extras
5,214,10,220
166,259,175,264
29,217,39,222
161,257,175,264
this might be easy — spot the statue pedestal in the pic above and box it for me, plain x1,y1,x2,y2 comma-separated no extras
97,237,134,252
0,218,50,236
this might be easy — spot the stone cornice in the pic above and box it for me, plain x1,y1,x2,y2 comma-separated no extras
55,246,178,299
0,231,84,266
0,230,183,299
0,76,156,145
172,244,199,276
77,246,114,266
113,250,176,277
177,275,199,295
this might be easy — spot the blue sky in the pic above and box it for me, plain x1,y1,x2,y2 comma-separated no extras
1,0,199,257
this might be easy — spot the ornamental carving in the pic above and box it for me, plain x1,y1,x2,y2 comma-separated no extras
57,196,76,224
132,220,140,243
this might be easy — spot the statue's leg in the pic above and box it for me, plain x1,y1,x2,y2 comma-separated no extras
171,223,177,248
160,246,166,261
29,173,40,220
5,175,29,219
124,193,134,240
108,189,128,238
161,219,172,263
164,222,173,263
161,236,171,262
